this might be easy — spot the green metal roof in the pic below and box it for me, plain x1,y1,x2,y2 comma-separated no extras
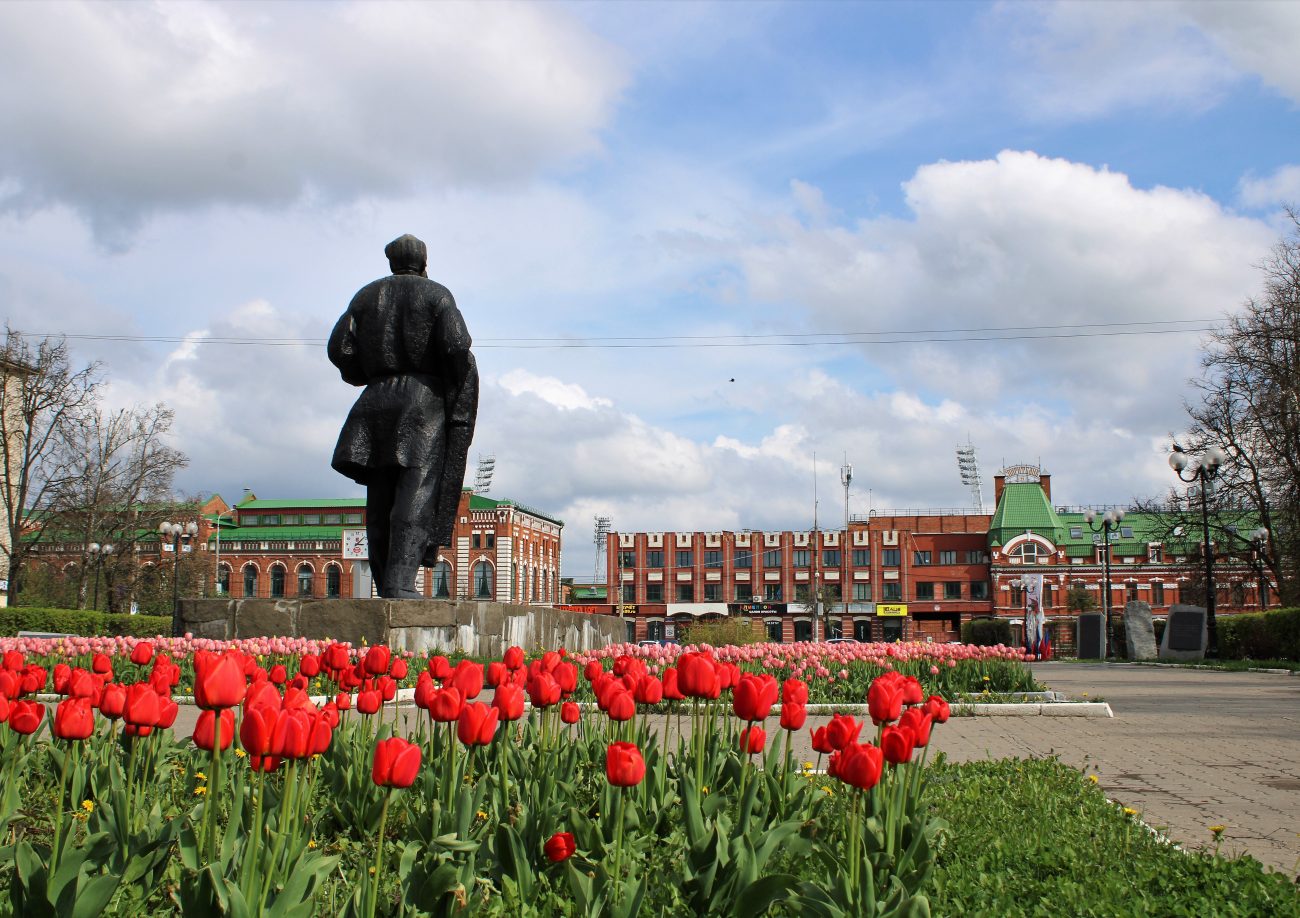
468,493,563,526
240,498,366,510
209,526,347,543
988,482,1065,547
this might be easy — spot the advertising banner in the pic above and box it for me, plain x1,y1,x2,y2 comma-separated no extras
877,604,909,617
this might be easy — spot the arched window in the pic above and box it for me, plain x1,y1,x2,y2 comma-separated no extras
217,563,231,596
1012,541,1042,563
297,564,313,597
270,564,286,598
433,560,452,598
326,564,341,598
473,561,494,599
243,564,258,598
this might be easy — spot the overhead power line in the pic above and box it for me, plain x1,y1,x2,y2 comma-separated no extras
14,318,1221,350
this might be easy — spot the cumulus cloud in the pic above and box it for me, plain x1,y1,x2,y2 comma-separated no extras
1179,0,1300,103
0,1,626,244
1239,164,1300,210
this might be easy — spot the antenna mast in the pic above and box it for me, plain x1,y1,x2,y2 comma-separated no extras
956,439,984,512
474,454,496,494
593,515,612,585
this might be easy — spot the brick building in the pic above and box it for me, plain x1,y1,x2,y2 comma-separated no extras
605,466,1271,644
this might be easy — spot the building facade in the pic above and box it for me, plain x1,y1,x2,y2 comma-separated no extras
604,467,1272,645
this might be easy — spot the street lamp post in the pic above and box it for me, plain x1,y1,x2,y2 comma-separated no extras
1248,526,1270,611
1084,508,1125,658
1169,445,1226,656
87,542,114,611
160,520,199,637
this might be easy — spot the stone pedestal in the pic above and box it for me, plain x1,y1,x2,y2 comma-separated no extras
1158,604,1208,661
1124,600,1157,660
1077,611,1106,659
178,598,624,655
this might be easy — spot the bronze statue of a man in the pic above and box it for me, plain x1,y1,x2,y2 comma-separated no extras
329,234,478,599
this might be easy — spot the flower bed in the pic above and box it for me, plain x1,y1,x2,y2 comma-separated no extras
0,640,961,915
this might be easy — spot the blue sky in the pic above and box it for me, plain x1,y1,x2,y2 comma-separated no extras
2,1,1298,578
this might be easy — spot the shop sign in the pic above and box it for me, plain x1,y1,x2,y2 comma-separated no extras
728,602,787,615
877,603,909,617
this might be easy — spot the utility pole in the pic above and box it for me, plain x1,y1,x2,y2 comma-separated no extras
841,457,852,630
812,452,821,641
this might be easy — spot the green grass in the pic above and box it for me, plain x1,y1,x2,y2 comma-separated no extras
926,758,1300,917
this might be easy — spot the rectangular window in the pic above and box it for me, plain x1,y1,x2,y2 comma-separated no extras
913,551,932,566
1126,583,1138,603
1149,546,1162,562
472,534,481,549
676,583,694,602
343,513,363,525
622,584,635,603
966,550,988,564
676,550,692,568
853,582,872,601
882,549,901,567
734,550,752,568
824,583,841,601
944,582,962,600
646,550,664,568
793,549,811,568
970,581,990,600
619,551,635,569
703,550,722,568
763,549,782,567
734,582,750,601
795,583,811,602
243,515,259,526
1121,526,1134,539
1151,582,1165,605
281,514,300,525
764,583,782,601
645,583,664,602
939,550,957,565
1069,526,1083,539
852,549,870,566
487,533,495,548
303,514,320,525
916,582,934,600
822,549,841,567
324,514,342,525
883,582,902,601
704,583,721,601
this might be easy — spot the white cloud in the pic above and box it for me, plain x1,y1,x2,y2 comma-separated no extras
1239,164,1300,210
1178,0,1300,103
0,1,626,244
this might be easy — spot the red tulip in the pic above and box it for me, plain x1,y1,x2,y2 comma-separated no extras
901,677,924,706
98,683,127,721
372,736,421,788
0,695,9,724
583,661,603,682
157,697,178,730
543,831,576,862
8,700,44,734
607,690,635,722
781,678,808,705
299,654,321,678
633,675,663,706
605,741,646,787
739,725,766,754
449,660,484,699
0,670,16,700
124,683,161,728
363,645,391,676
414,673,437,711
320,702,341,729
924,695,950,724
273,708,314,759
431,687,464,723
560,701,580,724
779,702,807,731
53,663,71,694
53,697,95,740
308,710,334,754
662,667,685,701
810,725,834,754
195,651,247,709
249,753,282,773
486,661,506,688
68,668,98,700
867,679,903,726
2,650,23,671
92,653,112,675
194,709,235,751
428,655,452,680
898,707,933,747
527,673,561,708
555,662,578,695
21,666,47,695
244,680,281,714
390,658,408,680
130,642,154,666
323,643,350,673
269,664,288,685
677,653,720,699
378,676,397,702
456,702,499,746
492,683,525,721
504,646,525,670
825,714,863,751
356,690,381,715
881,725,916,765
539,651,560,674
832,742,883,790
335,692,352,710
732,673,778,722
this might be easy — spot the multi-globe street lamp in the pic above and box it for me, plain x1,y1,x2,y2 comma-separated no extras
160,520,199,637
1084,508,1125,657
1169,445,1226,656
87,541,114,611
1248,526,1270,611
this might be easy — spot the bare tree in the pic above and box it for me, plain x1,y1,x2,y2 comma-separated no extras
53,404,190,611
1181,208,1300,605
0,329,100,603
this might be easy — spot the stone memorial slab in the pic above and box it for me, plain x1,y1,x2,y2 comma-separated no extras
1158,603,1207,660
1077,611,1105,659
1124,600,1157,660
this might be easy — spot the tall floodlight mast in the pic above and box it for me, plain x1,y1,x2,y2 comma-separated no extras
474,454,496,494
956,440,984,512
593,515,612,585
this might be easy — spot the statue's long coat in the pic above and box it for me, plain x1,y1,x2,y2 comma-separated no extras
328,273,478,554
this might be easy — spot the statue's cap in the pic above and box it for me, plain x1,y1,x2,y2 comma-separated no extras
384,234,427,272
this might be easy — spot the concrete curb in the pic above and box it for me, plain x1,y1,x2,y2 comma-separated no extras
1103,661,1298,676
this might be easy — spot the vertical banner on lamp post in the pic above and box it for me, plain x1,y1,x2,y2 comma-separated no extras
1023,573,1046,656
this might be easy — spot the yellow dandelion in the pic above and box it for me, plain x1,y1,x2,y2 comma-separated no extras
194,772,207,781
982,675,990,681
822,787,834,797
194,787,207,796
1088,775,1099,784
476,810,488,820
701,787,709,796
1210,825,1226,836
307,839,318,849
235,749,247,758
1123,807,1137,817
81,800,94,813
